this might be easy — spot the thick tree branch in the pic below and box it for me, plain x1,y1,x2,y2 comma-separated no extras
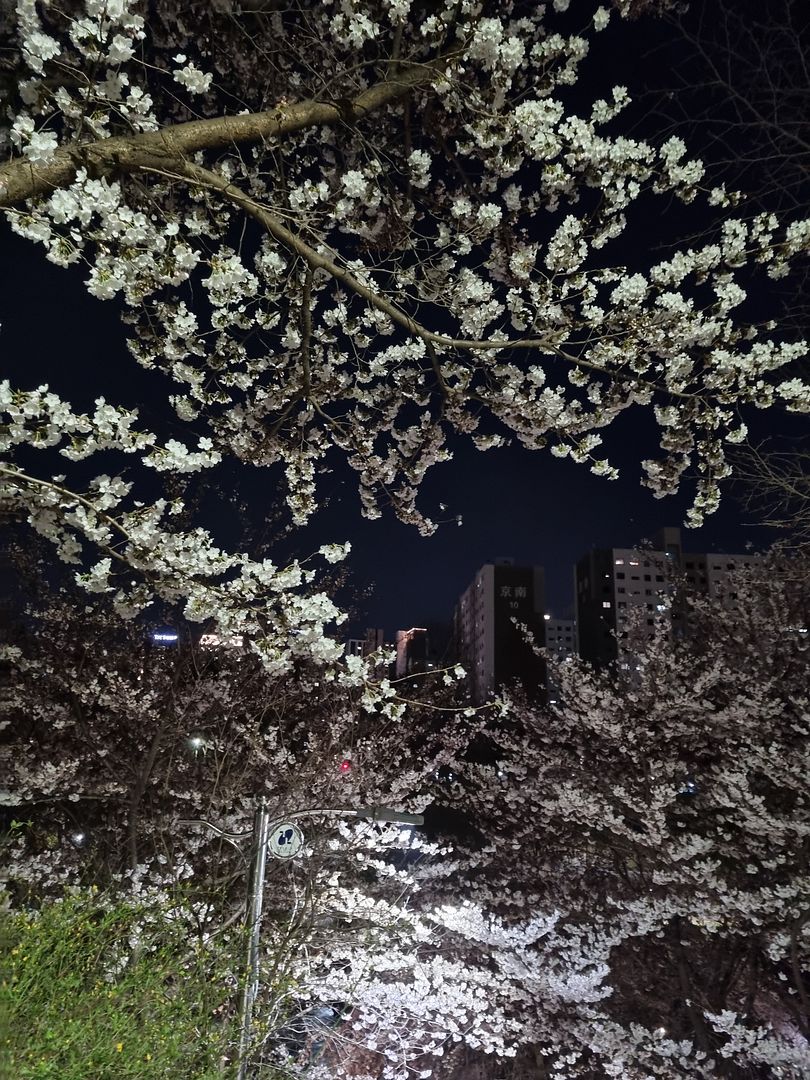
0,54,456,209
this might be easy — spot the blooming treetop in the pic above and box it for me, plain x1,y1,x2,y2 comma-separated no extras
431,561,810,1077
2,0,809,672
0,567,508,1077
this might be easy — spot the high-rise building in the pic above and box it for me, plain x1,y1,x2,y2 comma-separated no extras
454,559,545,702
345,627,385,659
345,637,365,658
395,627,429,677
681,554,753,607
543,614,578,706
575,527,760,667
543,616,578,660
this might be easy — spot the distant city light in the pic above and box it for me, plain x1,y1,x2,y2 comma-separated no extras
188,734,205,751
544,614,551,621
69,830,86,847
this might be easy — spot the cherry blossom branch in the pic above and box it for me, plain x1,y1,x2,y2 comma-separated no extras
300,265,314,400
159,160,699,403
0,464,156,566
0,55,458,208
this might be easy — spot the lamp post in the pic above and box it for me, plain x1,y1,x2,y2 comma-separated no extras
180,803,424,1080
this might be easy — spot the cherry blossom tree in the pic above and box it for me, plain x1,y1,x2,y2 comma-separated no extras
1,552,504,1078
3,5,810,1073
642,0,810,542
5,500,809,1077
427,557,810,1078
1,0,809,681
0,546,461,883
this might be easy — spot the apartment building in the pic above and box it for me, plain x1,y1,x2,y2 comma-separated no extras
575,527,759,667
454,558,545,702
543,616,578,660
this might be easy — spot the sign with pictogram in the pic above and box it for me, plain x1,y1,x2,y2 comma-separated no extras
267,822,304,859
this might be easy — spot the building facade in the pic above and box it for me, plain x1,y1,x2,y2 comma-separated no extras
345,627,385,658
575,527,759,667
543,616,578,660
543,614,578,705
454,559,545,702
395,627,429,677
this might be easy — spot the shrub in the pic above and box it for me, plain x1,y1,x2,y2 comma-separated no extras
4,888,240,1079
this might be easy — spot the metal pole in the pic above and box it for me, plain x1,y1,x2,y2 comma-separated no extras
236,801,271,1080
180,805,424,1079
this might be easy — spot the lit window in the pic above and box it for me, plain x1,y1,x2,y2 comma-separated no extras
615,558,624,565
602,601,611,608
629,560,639,566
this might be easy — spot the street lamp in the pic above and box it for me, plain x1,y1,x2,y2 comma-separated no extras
180,802,424,1080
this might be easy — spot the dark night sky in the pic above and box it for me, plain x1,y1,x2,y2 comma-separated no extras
3,2,808,640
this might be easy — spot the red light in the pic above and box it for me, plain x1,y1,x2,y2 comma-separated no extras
339,759,352,773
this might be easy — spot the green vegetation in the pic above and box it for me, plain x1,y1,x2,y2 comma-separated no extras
3,888,240,1080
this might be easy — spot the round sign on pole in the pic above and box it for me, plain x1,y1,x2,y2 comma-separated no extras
267,822,304,859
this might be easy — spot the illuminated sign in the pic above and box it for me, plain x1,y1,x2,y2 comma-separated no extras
152,631,178,644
